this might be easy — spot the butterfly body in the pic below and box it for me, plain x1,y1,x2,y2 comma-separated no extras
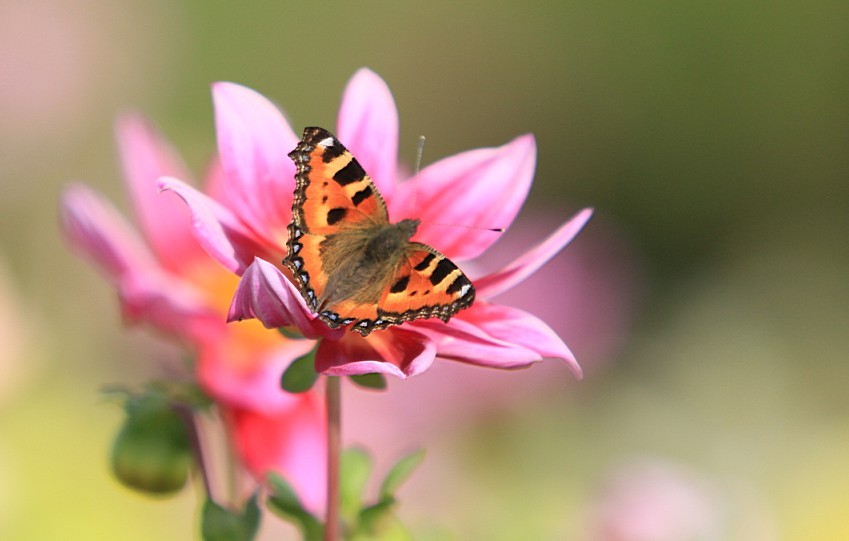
284,127,474,336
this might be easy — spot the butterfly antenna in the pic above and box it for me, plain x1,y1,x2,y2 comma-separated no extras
413,135,426,177
410,135,503,234
411,135,426,211
427,222,505,233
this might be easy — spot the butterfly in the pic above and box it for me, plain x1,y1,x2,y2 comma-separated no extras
283,127,475,336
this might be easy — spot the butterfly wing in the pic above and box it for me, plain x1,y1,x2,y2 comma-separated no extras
284,127,389,318
344,243,476,336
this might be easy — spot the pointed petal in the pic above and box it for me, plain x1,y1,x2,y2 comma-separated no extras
336,68,399,200
395,134,537,261
415,316,542,369
223,396,326,514
227,258,341,340
116,113,206,271
60,184,158,279
315,328,436,378
476,208,594,298
157,176,269,275
60,184,218,338
460,303,581,377
212,82,298,246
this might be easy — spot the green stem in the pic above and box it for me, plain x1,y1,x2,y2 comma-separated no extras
324,376,342,541
175,403,213,500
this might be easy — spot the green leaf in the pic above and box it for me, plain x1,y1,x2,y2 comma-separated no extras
266,473,323,541
280,348,319,393
201,493,261,541
278,326,305,339
266,472,305,513
353,500,415,540
379,449,426,500
341,447,373,523
349,373,387,390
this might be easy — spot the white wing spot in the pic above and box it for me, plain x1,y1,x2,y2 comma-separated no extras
318,137,335,148
459,283,471,297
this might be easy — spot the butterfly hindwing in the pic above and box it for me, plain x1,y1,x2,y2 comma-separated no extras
346,243,475,335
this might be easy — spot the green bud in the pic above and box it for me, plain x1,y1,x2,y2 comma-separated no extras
110,394,192,495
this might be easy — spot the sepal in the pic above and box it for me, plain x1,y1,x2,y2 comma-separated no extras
349,373,387,391
280,346,320,393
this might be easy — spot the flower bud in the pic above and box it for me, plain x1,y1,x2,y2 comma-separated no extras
110,394,192,495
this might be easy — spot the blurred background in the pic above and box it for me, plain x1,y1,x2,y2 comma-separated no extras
1,0,848,539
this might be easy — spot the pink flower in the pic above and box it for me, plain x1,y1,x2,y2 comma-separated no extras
583,459,778,541
60,115,326,511
160,68,592,379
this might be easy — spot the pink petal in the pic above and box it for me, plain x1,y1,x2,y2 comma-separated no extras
118,274,222,340
459,303,581,378
394,134,537,261
61,184,158,279
212,82,298,247
60,184,218,338
198,336,317,414
315,328,436,378
116,113,206,272
415,316,542,369
223,396,326,514
227,258,341,340
202,155,228,203
336,68,399,200
157,176,269,275
475,208,594,298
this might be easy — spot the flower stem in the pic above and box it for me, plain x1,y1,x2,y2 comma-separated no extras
175,403,213,500
324,376,342,541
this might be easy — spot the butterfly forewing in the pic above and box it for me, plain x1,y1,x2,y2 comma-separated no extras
284,127,475,336
289,127,388,235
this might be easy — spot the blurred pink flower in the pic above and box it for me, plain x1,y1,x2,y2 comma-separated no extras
160,68,592,379
60,116,326,511
582,459,778,541
587,461,722,541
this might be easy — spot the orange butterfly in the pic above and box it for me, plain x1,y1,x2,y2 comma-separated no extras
283,127,475,336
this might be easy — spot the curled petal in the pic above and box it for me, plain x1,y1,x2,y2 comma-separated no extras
116,113,205,272
157,177,268,275
315,328,436,378
336,68,399,200
458,303,581,377
227,258,340,340
222,397,326,514
212,82,298,247
476,208,594,298
394,134,537,261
